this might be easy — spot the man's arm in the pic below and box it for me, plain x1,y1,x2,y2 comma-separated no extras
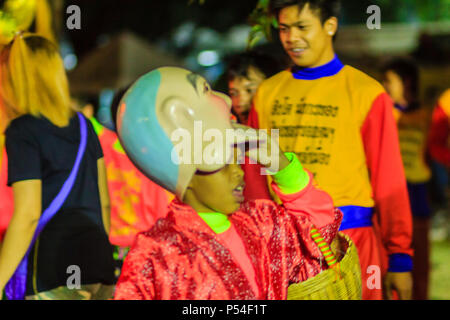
266,152,342,283
269,153,341,239
361,92,413,300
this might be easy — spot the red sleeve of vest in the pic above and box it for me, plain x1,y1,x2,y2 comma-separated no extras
242,105,272,200
361,92,413,258
428,104,450,167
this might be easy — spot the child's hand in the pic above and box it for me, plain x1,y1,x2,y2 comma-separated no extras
232,123,290,172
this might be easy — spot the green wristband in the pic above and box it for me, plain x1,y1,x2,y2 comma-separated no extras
270,152,310,194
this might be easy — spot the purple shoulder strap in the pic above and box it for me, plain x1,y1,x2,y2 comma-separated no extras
5,113,88,300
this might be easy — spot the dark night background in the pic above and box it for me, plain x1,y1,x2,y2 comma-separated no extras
63,0,449,60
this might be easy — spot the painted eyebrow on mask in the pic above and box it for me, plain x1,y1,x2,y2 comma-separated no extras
187,73,200,96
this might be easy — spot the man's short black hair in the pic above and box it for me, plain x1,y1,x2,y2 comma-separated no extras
226,51,282,82
382,57,420,100
269,0,341,23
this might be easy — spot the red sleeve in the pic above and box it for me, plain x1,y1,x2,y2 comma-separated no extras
271,172,342,238
242,106,272,201
361,92,413,258
428,104,450,167
114,234,155,300
271,174,342,282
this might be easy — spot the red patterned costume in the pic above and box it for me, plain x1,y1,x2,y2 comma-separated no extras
114,175,342,300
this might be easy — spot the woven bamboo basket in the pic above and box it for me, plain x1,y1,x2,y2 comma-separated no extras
287,232,362,300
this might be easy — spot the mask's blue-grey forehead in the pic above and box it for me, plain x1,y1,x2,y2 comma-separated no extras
117,69,179,194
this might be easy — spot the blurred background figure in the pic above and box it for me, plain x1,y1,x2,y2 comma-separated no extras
382,57,432,300
0,0,60,300
76,89,174,281
226,51,282,124
0,34,115,299
0,0,56,243
428,89,450,243
428,89,450,172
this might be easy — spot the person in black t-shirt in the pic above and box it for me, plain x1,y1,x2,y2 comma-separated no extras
0,33,115,299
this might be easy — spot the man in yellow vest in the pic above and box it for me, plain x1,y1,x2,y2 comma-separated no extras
247,0,413,300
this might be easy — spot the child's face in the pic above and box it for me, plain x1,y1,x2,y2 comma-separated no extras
228,66,266,118
383,70,405,104
185,149,245,215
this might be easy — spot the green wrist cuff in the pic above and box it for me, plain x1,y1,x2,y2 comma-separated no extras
271,152,309,194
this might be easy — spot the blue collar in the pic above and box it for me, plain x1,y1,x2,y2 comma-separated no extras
291,54,344,80
394,102,420,113
394,103,408,112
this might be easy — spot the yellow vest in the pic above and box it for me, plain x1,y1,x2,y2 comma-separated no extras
253,66,386,208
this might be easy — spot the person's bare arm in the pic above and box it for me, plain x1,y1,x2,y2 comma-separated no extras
97,158,111,235
0,180,41,292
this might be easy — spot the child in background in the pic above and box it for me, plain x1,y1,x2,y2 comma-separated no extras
382,57,432,300
227,51,282,125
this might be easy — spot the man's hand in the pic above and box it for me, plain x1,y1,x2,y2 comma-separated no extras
383,272,413,300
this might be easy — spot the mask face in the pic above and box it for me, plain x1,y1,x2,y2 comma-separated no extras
156,68,236,171
117,67,243,199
